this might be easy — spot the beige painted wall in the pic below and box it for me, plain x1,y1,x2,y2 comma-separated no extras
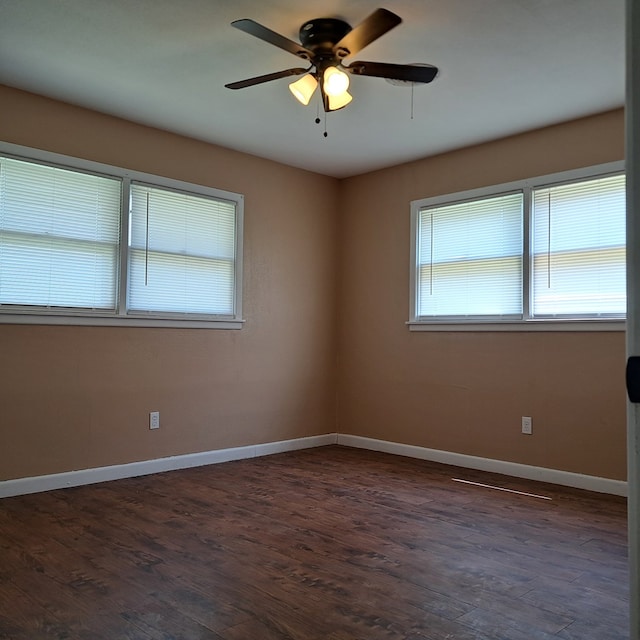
0,86,340,481
0,85,627,484
338,109,627,481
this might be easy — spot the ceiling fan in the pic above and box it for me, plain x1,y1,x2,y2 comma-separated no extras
225,7,438,112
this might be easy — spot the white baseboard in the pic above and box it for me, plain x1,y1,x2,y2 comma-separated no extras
336,434,628,497
1,431,626,499
0,433,338,499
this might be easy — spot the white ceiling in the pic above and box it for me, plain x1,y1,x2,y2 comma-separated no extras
0,0,625,178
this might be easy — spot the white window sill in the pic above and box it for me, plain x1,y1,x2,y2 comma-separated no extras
407,320,625,332
0,312,245,330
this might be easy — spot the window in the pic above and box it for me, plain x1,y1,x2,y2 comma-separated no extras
531,174,626,318
128,183,237,316
0,145,243,328
0,156,121,311
410,162,625,329
416,192,523,319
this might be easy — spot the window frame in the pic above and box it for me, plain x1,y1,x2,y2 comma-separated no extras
409,161,625,332
0,142,244,329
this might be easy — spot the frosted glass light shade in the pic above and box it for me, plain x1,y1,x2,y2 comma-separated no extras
323,66,350,96
289,74,318,105
328,91,353,111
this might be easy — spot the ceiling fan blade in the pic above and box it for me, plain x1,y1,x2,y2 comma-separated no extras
225,67,308,90
334,8,402,57
346,61,439,84
231,19,314,60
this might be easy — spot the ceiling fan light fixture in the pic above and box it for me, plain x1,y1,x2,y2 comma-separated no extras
328,90,353,111
323,66,350,96
227,9,439,118
289,73,318,105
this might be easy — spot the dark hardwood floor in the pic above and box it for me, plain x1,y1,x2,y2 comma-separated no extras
0,445,629,640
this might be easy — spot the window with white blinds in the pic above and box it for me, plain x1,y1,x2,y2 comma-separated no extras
416,193,523,319
0,146,243,327
128,184,237,315
0,156,121,310
531,174,626,318
410,163,625,326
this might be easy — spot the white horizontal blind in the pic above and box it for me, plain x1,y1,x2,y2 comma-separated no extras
128,183,237,315
417,193,523,318
531,174,626,317
0,156,121,310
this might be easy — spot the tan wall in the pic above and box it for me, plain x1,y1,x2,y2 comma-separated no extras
0,86,340,481
0,86,628,484
338,110,627,481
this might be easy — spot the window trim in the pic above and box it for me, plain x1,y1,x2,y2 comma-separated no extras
0,142,244,329
409,161,626,332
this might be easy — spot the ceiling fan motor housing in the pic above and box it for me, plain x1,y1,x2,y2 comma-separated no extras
299,18,352,58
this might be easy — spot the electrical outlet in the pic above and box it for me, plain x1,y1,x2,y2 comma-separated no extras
521,416,532,435
149,411,160,430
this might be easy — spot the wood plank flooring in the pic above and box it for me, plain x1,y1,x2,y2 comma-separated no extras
0,445,629,640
